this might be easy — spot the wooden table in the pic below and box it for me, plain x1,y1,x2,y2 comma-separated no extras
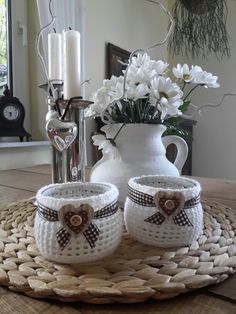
0,164,235,314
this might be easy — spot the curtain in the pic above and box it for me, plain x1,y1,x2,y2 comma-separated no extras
52,0,81,33
36,0,82,64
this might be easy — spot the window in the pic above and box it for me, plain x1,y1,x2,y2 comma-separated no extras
0,0,30,142
0,0,12,95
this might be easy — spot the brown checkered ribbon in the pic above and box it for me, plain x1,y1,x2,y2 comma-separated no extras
37,200,118,250
128,185,200,227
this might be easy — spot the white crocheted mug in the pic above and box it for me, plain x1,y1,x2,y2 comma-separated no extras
34,182,123,264
124,175,203,247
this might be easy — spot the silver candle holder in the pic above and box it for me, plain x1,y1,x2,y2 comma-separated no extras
56,97,92,183
43,82,92,184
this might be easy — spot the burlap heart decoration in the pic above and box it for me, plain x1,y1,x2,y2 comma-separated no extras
154,191,185,218
58,204,94,237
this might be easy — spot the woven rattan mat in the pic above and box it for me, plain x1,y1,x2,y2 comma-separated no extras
0,199,235,304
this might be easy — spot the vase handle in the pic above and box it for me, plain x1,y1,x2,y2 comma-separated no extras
162,135,188,173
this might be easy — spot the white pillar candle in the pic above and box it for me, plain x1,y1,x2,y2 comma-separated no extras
48,33,62,81
63,30,81,99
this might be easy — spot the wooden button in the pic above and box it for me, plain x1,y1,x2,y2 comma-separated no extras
164,199,175,210
70,214,82,226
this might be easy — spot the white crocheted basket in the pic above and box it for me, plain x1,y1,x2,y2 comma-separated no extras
124,175,203,248
34,182,123,264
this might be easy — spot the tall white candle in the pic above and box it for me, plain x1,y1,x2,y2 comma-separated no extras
63,30,81,99
48,33,62,81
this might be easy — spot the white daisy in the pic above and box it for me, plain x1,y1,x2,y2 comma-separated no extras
126,53,168,84
193,71,220,88
86,53,220,123
89,76,124,115
125,82,149,100
149,76,183,120
173,64,203,83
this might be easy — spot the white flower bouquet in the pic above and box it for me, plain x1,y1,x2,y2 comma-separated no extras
88,53,219,136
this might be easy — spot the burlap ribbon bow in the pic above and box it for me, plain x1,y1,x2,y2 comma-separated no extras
128,185,200,227
37,201,118,250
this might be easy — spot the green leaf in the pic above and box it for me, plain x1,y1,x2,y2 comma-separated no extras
163,123,192,140
179,101,191,113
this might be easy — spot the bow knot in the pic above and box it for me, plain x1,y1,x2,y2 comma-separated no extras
37,200,118,250
127,185,200,227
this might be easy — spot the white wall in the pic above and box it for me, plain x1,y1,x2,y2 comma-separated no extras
83,0,169,165
0,142,50,170
168,0,236,180
83,0,168,98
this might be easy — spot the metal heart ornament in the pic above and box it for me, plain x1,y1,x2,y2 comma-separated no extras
58,204,94,237
46,118,78,152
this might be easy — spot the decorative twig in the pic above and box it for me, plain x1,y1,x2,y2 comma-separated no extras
80,79,91,86
146,0,175,50
100,0,175,124
182,93,236,120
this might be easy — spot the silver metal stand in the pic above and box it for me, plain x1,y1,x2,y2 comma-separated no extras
51,148,65,183
51,98,92,183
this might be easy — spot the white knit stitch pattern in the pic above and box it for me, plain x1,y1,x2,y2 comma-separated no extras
124,175,203,248
34,182,123,264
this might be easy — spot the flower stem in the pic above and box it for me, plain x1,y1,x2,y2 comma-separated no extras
113,123,126,141
136,99,142,122
129,101,135,122
142,98,151,121
183,84,200,101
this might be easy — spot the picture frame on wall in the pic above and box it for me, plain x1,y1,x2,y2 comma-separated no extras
106,43,130,78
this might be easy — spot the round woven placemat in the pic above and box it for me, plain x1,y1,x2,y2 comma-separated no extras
0,199,236,304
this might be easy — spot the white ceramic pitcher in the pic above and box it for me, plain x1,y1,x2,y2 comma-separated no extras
90,123,188,203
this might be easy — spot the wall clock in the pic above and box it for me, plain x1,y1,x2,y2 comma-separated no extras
0,86,31,141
